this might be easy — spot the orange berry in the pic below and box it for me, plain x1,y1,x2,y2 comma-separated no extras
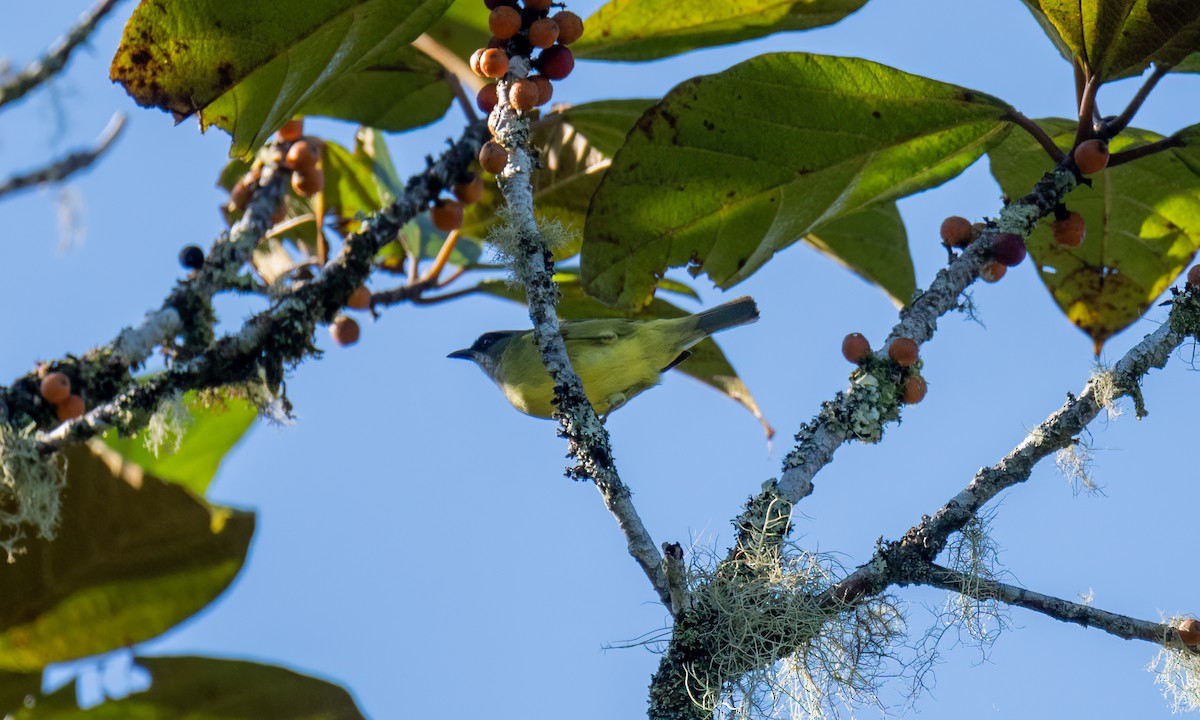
330,316,360,346
1051,211,1086,247
902,375,927,405
56,394,85,422
489,6,521,39
510,78,540,112
278,119,304,142
537,45,574,80
888,337,919,367
230,178,254,210
430,199,464,232
1179,619,1200,645
940,216,973,248
347,286,371,310
285,140,321,174
291,169,324,197
525,0,553,10
479,141,508,175
477,84,498,114
453,173,484,205
529,75,553,106
841,333,870,364
272,201,288,225
552,11,584,44
479,48,509,78
1188,265,1200,287
469,48,487,77
980,261,1007,283
528,18,560,48
40,372,71,405
1073,139,1109,174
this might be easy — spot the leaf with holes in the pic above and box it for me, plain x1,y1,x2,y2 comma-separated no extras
581,53,1013,308
989,118,1200,349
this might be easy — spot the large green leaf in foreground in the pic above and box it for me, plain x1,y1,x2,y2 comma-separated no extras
1020,0,1200,80
0,446,253,672
3,657,365,719
111,0,455,156
582,53,1013,308
573,0,867,62
475,271,772,436
989,119,1200,349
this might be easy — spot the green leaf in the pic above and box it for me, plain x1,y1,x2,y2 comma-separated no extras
323,139,386,226
0,446,253,672
1174,52,1200,72
423,0,492,65
0,671,40,716
7,656,366,719
460,100,655,261
354,127,405,204
988,118,1200,348
102,391,256,496
573,0,867,62
111,0,456,157
474,272,772,435
581,53,1013,308
805,203,915,306
398,216,484,266
1019,0,1200,80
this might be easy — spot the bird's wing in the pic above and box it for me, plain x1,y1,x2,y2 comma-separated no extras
559,319,635,343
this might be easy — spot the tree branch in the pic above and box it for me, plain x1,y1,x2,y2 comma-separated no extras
1109,133,1186,168
490,55,672,609
1103,64,1169,139
0,0,124,109
0,114,126,200
1007,110,1065,163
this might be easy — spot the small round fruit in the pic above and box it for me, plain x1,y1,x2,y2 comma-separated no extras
1187,265,1200,287
230,178,254,209
40,372,71,405
291,169,324,197
841,333,870,364
1178,619,1200,645
469,48,487,76
479,48,509,78
57,394,85,422
991,232,1027,267
529,74,553,105
940,216,973,248
477,84,498,114
285,140,321,174
479,141,508,174
330,316,360,346
1051,211,1086,247
453,173,484,204
278,119,304,142
980,261,1007,283
272,201,288,225
430,199,465,232
902,375,927,405
178,245,205,270
888,337,919,367
528,18,560,48
347,286,371,310
1073,139,1109,174
552,11,584,45
489,6,522,39
510,78,540,111
537,45,574,80
525,0,553,10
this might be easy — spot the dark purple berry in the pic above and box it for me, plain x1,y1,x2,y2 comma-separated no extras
991,233,1026,267
179,245,205,270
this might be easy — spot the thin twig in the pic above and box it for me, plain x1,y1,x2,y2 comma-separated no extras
0,0,123,109
1109,133,1185,167
1007,110,1065,162
421,229,461,284
0,114,126,200
413,33,483,123
1074,72,1100,148
1104,64,1169,139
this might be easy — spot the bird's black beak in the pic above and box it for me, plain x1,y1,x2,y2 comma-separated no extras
447,349,473,360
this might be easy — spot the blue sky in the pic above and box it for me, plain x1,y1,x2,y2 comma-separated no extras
2,1,1199,717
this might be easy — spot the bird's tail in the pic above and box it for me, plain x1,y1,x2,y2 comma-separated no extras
692,296,759,336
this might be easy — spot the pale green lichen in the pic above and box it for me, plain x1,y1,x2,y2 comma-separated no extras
0,424,68,561
942,514,1007,645
1055,440,1103,496
142,392,192,457
484,207,574,285
1150,619,1200,713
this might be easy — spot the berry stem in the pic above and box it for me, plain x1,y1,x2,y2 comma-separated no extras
1103,63,1168,139
421,229,461,284
1006,110,1065,163
1108,132,1185,168
1073,71,1100,149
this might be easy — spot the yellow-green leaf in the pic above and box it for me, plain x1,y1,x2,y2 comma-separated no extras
988,118,1200,347
0,446,253,672
573,0,868,62
805,203,915,306
581,53,1013,308
110,0,456,157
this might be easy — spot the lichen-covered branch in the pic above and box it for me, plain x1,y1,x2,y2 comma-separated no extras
0,114,126,200
489,55,670,609
0,0,124,109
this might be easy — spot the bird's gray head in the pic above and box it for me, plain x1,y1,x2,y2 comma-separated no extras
447,330,519,378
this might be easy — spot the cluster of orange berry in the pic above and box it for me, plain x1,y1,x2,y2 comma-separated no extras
329,287,376,347
471,0,584,174
40,371,85,422
841,334,927,405
939,211,1088,284
425,172,486,235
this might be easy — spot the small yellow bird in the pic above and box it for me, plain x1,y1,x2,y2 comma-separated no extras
448,296,759,418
